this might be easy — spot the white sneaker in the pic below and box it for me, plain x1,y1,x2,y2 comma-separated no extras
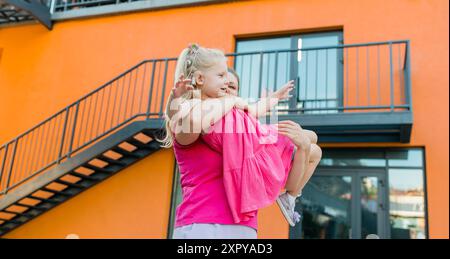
276,192,301,227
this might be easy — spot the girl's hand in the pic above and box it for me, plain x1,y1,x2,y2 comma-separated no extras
270,80,295,101
276,120,307,148
172,73,194,98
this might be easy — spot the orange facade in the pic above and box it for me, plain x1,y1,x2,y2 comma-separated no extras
0,0,448,238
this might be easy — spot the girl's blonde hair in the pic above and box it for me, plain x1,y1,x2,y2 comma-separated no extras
157,43,226,148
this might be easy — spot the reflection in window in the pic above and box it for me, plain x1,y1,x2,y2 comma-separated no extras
319,149,386,167
389,169,426,239
361,177,378,238
388,149,423,167
292,176,352,239
235,37,291,104
296,33,342,114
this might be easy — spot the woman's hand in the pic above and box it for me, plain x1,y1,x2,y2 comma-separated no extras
276,120,310,149
172,73,194,98
270,80,295,101
233,96,250,111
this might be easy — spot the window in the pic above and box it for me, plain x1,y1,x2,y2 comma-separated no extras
234,31,343,114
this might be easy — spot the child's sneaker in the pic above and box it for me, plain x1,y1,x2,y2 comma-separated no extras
276,192,301,227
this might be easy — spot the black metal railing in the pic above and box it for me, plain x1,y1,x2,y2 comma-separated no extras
0,40,412,195
227,40,411,115
50,0,135,12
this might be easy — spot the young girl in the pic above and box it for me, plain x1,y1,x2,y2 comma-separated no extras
227,67,323,226
161,43,312,238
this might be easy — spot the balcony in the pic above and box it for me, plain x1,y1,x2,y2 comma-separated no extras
227,40,413,143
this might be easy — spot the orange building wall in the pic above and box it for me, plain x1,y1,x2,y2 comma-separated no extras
0,0,448,238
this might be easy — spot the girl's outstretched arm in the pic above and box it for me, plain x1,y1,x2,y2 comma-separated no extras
245,80,295,118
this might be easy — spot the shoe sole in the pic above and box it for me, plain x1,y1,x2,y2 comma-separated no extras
276,198,295,227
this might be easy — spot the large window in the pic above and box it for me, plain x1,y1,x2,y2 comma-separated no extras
234,31,343,114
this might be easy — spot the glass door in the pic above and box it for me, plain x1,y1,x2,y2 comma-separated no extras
290,168,388,239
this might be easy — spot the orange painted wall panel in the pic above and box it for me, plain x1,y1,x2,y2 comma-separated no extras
0,0,448,238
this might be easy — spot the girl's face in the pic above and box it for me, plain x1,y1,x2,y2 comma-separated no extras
195,59,229,99
226,72,239,96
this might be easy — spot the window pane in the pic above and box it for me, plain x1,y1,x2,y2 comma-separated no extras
389,169,426,239
293,176,352,239
297,32,342,114
361,177,379,238
387,149,423,167
236,37,291,102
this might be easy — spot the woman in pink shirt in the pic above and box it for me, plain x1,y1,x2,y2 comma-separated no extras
160,44,318,239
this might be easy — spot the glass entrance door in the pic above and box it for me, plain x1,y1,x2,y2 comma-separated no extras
290,168,388,239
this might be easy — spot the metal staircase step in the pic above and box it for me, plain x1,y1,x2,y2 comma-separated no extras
96,155,128,166
126,138,155,149
41,187,72,197
110,147,145,159
82,163,116,174
68,172,98,181
14,203,47,211
25,196,60,204
54,179,87,189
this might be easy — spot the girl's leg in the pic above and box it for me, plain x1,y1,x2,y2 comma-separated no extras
294,143,322,193
284,135,311,196
303,129,318,144
284,143,321,197
283,129,320,196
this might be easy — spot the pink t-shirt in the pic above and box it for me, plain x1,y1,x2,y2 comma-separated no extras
173,108,294,230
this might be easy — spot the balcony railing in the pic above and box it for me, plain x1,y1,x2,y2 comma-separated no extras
226,40,412,115
0,1,225,28
0,40,412,195
50,0,141,12
48,0,225,15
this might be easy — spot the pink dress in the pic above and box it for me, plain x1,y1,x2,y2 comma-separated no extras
201,108,295,224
